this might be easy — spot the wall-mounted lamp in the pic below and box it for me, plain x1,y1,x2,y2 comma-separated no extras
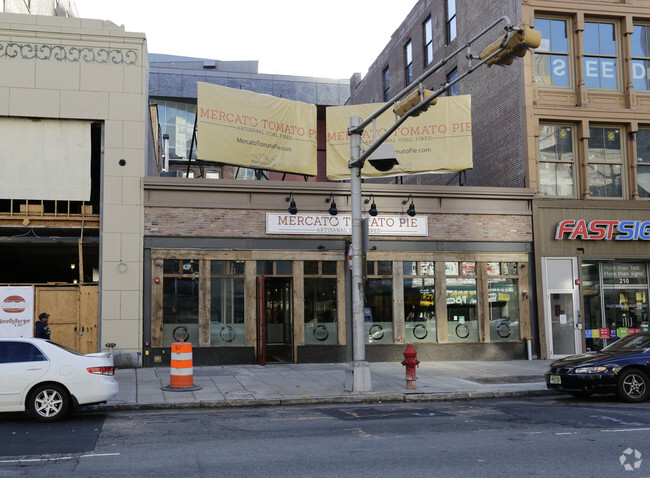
285,192,298,215
364,194,378,217
402,195,416,217
70,263,76,270
325,193,338,216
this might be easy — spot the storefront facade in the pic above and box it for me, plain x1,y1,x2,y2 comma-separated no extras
534,200,650,359
142,179,535,366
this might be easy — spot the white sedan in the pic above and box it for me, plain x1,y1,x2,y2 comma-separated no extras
0,338,118,421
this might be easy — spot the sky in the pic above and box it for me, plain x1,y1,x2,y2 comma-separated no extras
73,0,418,79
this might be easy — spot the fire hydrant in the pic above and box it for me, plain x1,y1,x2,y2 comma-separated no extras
401,344,420,389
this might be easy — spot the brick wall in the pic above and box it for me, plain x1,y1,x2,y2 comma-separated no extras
145,207,532,243
348,0,525,188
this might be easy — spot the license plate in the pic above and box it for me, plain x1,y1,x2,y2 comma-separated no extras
550,375,561,385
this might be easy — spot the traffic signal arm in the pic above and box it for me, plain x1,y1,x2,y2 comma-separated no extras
393,89,437,117
479,24,541,67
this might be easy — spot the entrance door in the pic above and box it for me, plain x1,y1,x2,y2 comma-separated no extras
256,277,293,364
543,258,581,358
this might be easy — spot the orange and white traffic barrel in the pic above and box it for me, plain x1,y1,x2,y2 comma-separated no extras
161,339,202,391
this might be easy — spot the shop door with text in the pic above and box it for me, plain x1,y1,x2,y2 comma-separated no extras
256,277,293,364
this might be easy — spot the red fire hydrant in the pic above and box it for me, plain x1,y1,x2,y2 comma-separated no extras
401,344,420,390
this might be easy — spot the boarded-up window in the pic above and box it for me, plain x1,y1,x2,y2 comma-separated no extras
0,118,91,201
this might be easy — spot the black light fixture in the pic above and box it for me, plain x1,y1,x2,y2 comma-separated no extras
286,192,298,215
325,193,338,216
364,194,378,217
403,195,416,217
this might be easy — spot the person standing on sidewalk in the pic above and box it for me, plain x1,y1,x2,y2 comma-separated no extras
34,312,51,340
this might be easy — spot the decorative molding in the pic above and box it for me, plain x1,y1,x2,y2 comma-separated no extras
0,42,138,64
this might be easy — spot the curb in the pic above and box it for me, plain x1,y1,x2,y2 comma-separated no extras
92,389,556,413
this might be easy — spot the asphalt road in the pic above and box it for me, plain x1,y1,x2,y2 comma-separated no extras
1,395,650,477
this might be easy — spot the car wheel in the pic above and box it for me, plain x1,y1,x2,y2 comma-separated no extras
568,391,593,399
28,384,70,422
617,368,650,403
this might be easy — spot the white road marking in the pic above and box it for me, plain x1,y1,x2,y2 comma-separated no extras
0,452,119,464
602,427,650,433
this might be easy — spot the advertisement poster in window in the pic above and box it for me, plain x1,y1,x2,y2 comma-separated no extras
0,286,34,338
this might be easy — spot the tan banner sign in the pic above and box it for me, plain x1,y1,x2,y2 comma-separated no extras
197,82,318,176
326,95,473,179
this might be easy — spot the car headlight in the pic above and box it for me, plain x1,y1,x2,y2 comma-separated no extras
574,366,608,374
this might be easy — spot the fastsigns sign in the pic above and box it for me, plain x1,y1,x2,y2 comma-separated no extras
555,220,650,240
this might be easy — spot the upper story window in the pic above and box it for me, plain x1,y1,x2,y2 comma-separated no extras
447,69,459,96
423,16,434,66
583,21,618,90
637,129,650,198
404,40,413,86
534,17,570,88
537,124,575,197
446,0,457,44
383,66,390,102
632,24,650,91
588,126,623,197
152,99,197,160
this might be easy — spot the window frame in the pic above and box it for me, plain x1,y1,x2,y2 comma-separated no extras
404,40,413,87
382,66,390,102
587,125,625,198
446,0,457,44
447,68,459,96
423,16,433,67
403,261,436,344
583,19,620,90
303,261,339,345
534,16,572,89
632,23,650,91
636,128,650,199
537,123,577,198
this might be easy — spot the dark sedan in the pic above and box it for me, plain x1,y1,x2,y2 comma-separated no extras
546,332,650,402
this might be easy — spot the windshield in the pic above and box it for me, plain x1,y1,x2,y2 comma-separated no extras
602,334,650,352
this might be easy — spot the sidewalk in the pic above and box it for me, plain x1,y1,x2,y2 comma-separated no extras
102,360,554,411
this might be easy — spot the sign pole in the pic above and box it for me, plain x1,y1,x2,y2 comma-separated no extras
345,116,371,392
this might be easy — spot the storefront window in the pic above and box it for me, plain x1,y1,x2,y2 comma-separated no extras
488,278,520,341
365,262,393,343
487,262,501,275
404,261,436,343
162,259,199,346
538,125,575,197
257,260,292,275
588,127,623,197
583,21,618,89
582,261,603,351
583,261,649,351
304,261,338,345
534,18,570,87
446,277,478,342
210,261,246,346
462,262,476,276
638,129,650,198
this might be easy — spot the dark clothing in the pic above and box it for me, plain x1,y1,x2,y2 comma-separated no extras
35,321,50,340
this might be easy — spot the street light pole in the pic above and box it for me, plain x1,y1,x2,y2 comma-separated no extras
345,116,372,392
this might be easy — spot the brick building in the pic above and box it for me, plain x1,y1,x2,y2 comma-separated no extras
348,0,650,359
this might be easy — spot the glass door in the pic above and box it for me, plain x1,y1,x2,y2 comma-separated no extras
549,293,577,356
543,257,581,358
263,277,293,363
